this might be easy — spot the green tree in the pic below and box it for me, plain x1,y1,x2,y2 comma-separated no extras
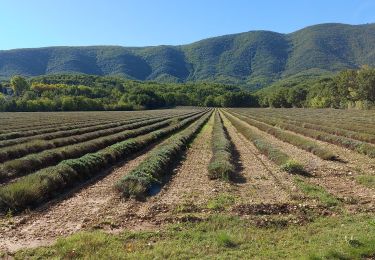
10,76,30,96
0,93,6,111
357,66,375,102
61,96,77,111
204,95,217,107
268,88,291,108
125,89,165,109
334,69,358,102
162,93,177,107
287,86,307,107
220,92,258,107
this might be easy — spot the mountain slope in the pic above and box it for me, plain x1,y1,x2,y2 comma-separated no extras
1,23,375,87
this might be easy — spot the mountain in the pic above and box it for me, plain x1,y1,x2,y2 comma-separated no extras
1,23,375,87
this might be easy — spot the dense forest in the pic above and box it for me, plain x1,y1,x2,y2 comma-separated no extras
0,66,374,111
1,23,375,88
0,74,257,111
257,66,375,109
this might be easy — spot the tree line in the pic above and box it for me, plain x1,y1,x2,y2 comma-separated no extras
0,66,374,111
0,74,257,111
256,66,375,109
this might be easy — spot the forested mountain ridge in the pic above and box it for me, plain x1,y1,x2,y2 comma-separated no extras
1,23,375,87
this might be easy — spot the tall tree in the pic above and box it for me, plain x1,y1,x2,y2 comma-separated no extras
10,76,29,96
357,66,375,102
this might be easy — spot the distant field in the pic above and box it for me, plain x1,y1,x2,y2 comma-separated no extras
0,108,375,259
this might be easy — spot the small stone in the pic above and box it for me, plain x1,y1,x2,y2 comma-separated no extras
18,218,27,224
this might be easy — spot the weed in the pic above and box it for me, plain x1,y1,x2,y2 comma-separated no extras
216,232,237,248
281,160,305,174
174,200,199,213
356,175,375,189
207,194,236,211
14,214,375,259
294,177,339,207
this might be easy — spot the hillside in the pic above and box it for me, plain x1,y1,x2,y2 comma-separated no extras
1,23,375,87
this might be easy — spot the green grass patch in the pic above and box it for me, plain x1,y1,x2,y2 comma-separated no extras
294,177,340,207
206,193,236,211
356,175,375,189
15,214,375,259
280,159,305,174
174,200,200,213
216,232,238,248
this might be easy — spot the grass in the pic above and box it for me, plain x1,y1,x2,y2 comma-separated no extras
13,214,375,259
174,200,199,213
206,193,236,211
216,232,238,248
356,175,375,189
280,159,305,174
294,177,340,207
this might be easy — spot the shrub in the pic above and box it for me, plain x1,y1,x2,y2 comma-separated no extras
280,160,305,174
207,111,235,180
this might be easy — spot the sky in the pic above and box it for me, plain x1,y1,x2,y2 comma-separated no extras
0,0,374,50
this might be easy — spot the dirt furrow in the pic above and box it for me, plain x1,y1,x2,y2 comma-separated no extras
0,151,151,252
279,127,375,176
221,112,298,204
228,113,375,211
144,113,223,205
79,113,220,231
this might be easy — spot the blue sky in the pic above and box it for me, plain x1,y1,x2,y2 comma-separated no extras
1,0,374,50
